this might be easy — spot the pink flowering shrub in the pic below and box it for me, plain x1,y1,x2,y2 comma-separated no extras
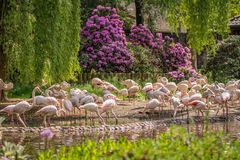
162,41,192,71
79,6,133,72
160,37,200,80
128,24,200,80
128,24,156,48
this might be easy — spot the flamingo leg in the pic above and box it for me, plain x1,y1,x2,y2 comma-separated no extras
225,102,228,119
47,117,51,126
9,114,14,123
223,106,225,117
181,109,183,120
85,110,88,124
200,110,204,117
96,109,105,125
215,107,220,116
111,109,118,124
173,108,177,120
16,114,27,127
43,115,47,127
23,113,27,124
187,106,189,122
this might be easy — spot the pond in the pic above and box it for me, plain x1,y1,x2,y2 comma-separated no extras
1,116,240,159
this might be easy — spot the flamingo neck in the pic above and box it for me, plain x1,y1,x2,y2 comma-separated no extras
32,88,37,105
56,110,60,117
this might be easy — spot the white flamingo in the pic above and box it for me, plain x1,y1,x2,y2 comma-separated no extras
32,86,60,107
0,105,15,123
13,101,33,127
35,105,65,127
79,103,105,124
100,99,118,123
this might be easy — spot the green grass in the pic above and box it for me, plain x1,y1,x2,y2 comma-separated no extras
38,126,240,160
7,80,147,100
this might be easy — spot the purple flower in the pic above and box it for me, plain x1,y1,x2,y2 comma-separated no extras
40,128,54,139
1,157,9,160
128,25,155,48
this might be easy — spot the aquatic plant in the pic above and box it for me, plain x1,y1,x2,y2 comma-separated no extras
38,126,240,159
0,142,28,160
40,128,54,140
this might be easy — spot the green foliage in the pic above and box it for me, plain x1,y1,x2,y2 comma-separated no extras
127,43,161,73
3,0,35,82
206,36,240,83
33,0,80,83
0,142,28,160
230,0,240,17
38,126,240,159
145,0,237,53
0,117,5,126
2,0,80,84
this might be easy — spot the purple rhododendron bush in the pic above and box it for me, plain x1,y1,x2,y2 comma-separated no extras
128,24,200,80
79,6,133,72
79,5,200,80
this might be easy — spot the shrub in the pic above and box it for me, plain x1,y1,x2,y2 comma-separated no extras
154,35,199,81
127,24,199,80
206,36,240,82
79,5,133,72
127,43,161,73
128,24,156,48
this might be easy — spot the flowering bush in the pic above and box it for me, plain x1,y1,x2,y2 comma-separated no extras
127,43,161,73
128,24,156,48
162,42,192,71
128,24,199,80
81,42,133,72
168,66,201,81
79,5,133,72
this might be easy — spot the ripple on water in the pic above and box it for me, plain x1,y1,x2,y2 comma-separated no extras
1,118,240,159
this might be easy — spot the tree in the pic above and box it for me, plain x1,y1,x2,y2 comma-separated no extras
1,0,81,84
147,0,238,53
135,0,144,25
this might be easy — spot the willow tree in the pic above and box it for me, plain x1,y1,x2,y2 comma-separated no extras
33,0,80,83
146,0,239,52
1,0,80,84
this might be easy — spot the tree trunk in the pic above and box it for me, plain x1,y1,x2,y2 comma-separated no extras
0,0,7,80
194,51,198,70
135,0,144,25
0,90,6,102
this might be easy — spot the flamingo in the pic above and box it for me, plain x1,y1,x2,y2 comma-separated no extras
143,98,162,117
177,83,188,93
13,101,33,127
158,77,168,85
171,97,185,119
153,82,164,90
0,105,15,123
187,100,208,117
32,86,60,107
119,88,128,100
91,78,103,88
100,99,118,123
122,79,138,89
165,82,177,94
79,102,105,124
35,105,65,127
62,99,73,112
221,91,231,118
127,85,140,102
